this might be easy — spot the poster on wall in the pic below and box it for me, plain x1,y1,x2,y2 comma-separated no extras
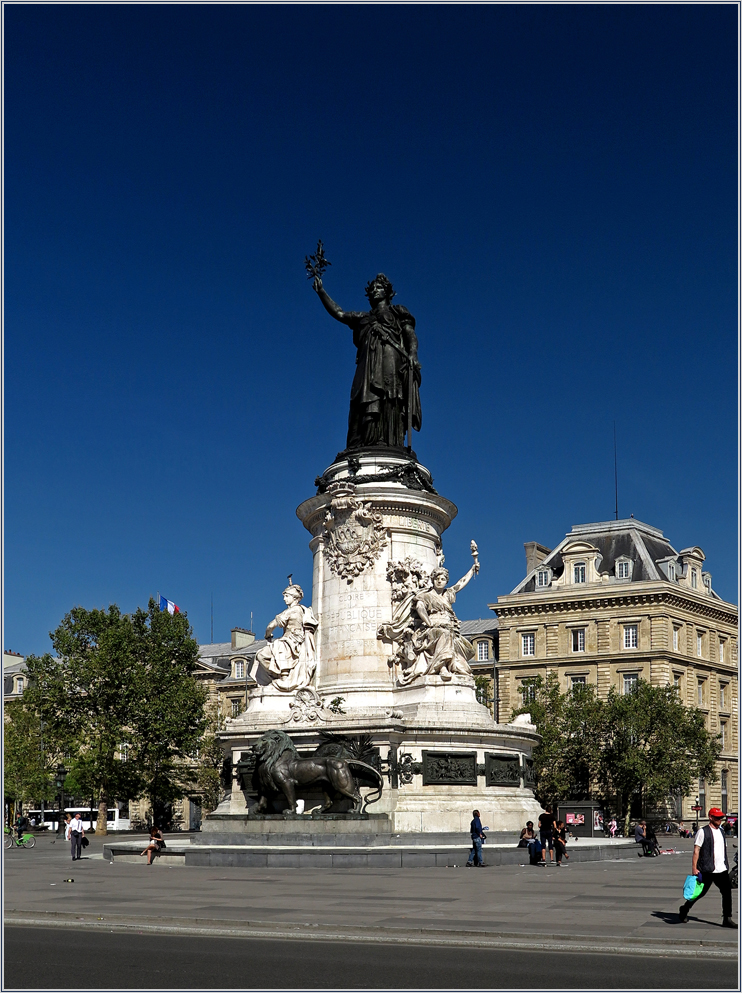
594,810,604,831
566,813,584,825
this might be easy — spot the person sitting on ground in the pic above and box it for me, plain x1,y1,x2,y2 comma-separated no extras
554,820,570,866
140,825,166,866
644,823,661,857
518,821,536,847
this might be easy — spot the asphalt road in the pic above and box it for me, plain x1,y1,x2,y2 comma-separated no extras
5,925,738,990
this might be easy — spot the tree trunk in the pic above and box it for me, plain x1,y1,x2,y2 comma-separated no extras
96,790,108,835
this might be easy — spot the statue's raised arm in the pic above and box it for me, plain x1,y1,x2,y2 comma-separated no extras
312,275,357,326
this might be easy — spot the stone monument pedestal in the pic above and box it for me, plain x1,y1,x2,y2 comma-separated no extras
215,450,542,835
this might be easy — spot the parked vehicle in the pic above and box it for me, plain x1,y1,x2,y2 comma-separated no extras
25,807,130,831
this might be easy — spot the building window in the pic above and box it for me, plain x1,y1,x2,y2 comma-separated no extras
668,562,676,581
722,770,728,814
477,641,490,662
520,679,537,704
521,633,535,657
719,641,725,665
617,560,630,579
696,632,704,658
703,574,711,593
15,677,24,693
231,699,240,717
119,743,129,763
673,673,682,695
570,676,587,693
573,562,586,584
537,569,550,588
234,661,245,679
190,746,200,761
691,569,698,589
623,673,638,694
698,778,706,818
720,682,727,709
720,721,727,750
571,629,585,653
697,679,705,707
673,627,680,652
623,624,638,649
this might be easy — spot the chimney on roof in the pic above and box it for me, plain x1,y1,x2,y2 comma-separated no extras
231,627,255,650
524,542,551,575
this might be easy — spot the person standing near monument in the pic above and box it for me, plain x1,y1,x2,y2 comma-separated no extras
69,812,85,861
539,807,556,864
312,272,421,450
678,808,736,927
466,809,485,867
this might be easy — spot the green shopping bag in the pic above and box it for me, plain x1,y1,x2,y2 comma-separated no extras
683,874,703,900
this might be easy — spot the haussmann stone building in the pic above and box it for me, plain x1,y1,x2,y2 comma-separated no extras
489,517,738,824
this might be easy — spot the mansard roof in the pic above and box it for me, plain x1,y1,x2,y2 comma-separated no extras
509,518,721,598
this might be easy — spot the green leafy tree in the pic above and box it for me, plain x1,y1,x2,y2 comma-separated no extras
23,599,207,834
3,700,59,817
599,680,720,832
515,675,721,825
193,702,229,815
512,673,604,807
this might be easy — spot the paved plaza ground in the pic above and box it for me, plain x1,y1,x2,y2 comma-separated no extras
4,832,739,989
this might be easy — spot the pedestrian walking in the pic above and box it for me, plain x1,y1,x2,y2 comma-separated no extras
466,809,485,867
609,817,617,838
678,808,737,928
538,807,556,864
69,812,85,861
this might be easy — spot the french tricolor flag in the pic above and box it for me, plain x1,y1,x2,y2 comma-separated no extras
159,595,180,615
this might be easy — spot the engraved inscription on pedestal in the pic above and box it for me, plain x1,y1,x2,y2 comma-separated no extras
485,753,522,787
421,750,478,786
322,481,387,582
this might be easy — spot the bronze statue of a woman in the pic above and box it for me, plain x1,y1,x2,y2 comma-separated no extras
312,272,422,450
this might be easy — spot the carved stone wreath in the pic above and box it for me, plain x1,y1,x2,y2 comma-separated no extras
322,481,387,582
289,686,324,723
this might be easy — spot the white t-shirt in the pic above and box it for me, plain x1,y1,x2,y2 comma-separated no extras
694,825,726,873
69,818,84,835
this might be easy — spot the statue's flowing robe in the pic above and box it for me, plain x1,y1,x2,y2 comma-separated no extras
345,305,421,448
400,587,474,684
255,605,319,691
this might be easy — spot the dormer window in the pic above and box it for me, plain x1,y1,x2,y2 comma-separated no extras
703,573,712,594
477,641,490,662
234,661,245,679
15,677,24,693
668,562,676,581
617,561,629,579
537,569,551,588
691,569,698,590
573,562,586,584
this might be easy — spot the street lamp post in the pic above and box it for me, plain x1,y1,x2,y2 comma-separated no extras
54,763,67,836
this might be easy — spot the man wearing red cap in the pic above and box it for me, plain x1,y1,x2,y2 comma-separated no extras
678,807,737,927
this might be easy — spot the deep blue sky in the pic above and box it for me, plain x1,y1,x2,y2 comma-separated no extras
5,4,737,656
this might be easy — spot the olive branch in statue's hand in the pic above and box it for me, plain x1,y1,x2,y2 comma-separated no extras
305,240,331,287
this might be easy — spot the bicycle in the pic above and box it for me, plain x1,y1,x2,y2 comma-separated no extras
4,828,36,849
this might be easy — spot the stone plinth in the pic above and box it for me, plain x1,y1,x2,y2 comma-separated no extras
217,450,543,834
296,450,456,708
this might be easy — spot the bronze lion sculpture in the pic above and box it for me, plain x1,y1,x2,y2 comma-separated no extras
251,729,383,814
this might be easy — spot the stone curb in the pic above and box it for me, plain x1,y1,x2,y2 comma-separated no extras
5,913,736,960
